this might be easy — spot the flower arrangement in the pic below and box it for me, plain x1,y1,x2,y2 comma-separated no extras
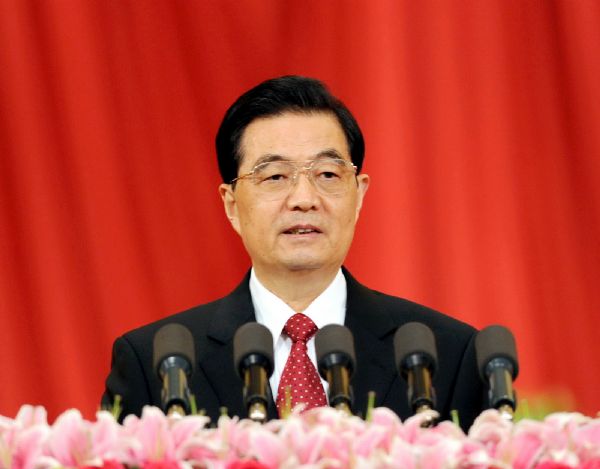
1,404,600,469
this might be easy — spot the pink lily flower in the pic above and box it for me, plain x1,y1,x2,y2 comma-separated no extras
46,409,99,467
119,406,177,467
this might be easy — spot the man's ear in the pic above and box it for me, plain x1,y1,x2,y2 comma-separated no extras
219,184,241,235
354,173,370,220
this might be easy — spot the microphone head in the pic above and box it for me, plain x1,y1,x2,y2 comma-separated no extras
233,323,274,377
475,325,519,380
153,323,196,374
394,322,438,376
315,324,356,376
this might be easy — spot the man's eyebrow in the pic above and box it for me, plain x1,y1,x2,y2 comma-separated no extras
252,149,345,166
315,149,344,160
253,154,287,166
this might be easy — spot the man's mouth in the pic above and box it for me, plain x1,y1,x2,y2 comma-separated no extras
283,226,322,235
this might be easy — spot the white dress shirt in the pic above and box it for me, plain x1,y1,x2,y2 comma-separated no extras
250,268,347,402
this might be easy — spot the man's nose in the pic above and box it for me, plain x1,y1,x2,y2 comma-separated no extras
286,170,320,210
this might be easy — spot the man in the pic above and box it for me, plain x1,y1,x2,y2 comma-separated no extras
102,75,485,431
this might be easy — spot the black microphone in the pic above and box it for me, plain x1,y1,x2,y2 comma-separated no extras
153,323,196,416
394,322,438,420
315,324,355,414
475,325,519,419
233,323,274,422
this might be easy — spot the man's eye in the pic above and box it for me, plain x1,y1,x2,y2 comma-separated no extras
317,171,341,180
260,173,287,182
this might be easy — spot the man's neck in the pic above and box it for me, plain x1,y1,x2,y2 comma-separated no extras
252,266,340,312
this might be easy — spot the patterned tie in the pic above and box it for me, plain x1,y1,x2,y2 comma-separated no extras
276,313,327,416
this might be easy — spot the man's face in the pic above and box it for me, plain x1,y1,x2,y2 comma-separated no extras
219,111,369,279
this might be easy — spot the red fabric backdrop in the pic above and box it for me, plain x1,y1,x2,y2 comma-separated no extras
1,1,598,421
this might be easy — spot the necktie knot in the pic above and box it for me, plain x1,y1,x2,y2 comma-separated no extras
283,313,318,343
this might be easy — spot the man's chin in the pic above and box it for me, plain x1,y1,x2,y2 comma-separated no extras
285,263,322,272
280,255,327,272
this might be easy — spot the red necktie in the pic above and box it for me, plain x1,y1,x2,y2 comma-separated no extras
276,313,327,416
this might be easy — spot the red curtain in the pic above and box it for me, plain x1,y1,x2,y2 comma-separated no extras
1,0,598,421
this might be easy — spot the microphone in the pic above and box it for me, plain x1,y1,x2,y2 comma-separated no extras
315,324,355,414
475,325,519,419
153,323,196,416
394,322,438,421
233,323,274,422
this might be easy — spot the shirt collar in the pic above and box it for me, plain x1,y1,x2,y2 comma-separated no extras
250,268,347,341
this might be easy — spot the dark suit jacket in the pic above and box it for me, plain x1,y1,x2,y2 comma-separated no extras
102,269,485,431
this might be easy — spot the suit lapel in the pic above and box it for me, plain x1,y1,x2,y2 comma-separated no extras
198,273,278,420
343,269,400,416
199,274,254,419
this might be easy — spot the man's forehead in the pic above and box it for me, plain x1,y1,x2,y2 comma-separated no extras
237,111,350,168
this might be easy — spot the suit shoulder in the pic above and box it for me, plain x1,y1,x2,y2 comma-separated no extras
120,296,225,346
365,287,477,337
344,268,476,336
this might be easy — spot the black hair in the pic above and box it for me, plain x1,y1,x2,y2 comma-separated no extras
215,75,365,183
